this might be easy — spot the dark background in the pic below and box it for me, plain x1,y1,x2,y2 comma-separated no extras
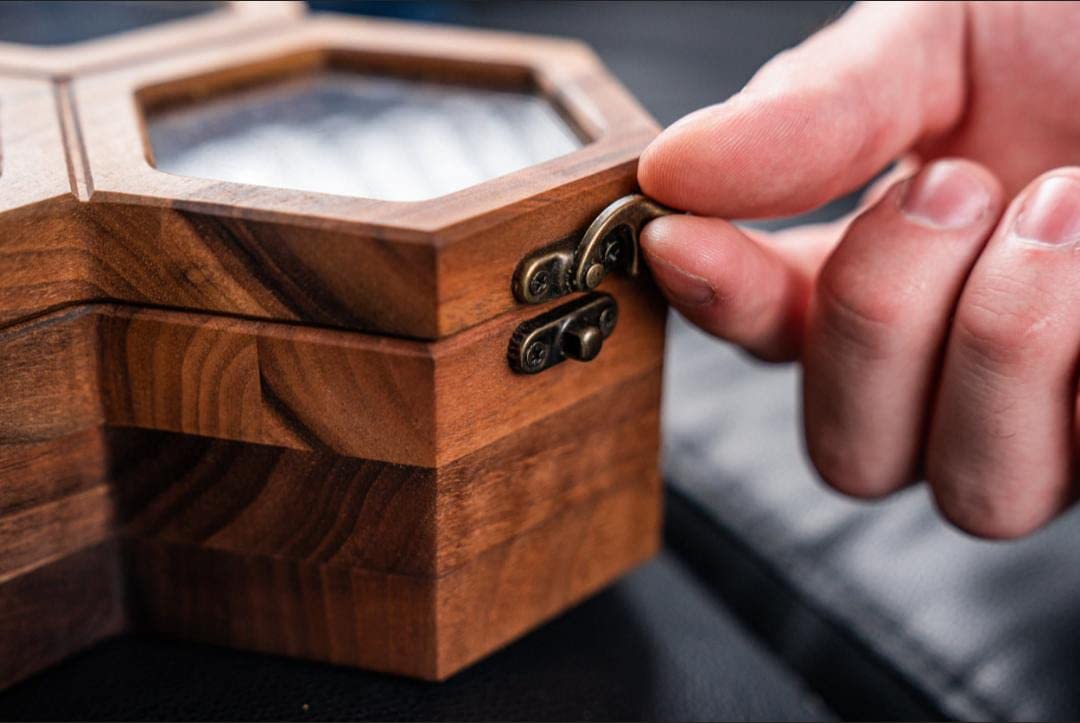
335,1,847,127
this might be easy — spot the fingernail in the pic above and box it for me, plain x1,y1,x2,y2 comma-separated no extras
1013,175,1080,246
901,160,992,228
649,257,716,306
640,225,715,307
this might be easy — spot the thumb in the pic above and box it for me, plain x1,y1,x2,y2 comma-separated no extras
639,1,966,218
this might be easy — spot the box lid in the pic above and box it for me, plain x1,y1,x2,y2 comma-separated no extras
58,15,660,339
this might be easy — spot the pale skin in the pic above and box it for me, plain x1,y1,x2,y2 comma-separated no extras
638,1,1080,539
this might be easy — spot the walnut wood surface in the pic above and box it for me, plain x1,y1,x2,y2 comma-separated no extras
0,429,113,583
0,15,659,338
129,473,660,680
0,276,665,466
0,541,127,690
0,370,661,682
0,343,660,574
0,485,114,582
0,429,106,515
0,2,303,79
113,368,661,577
0,428,121,688
0,367,658,583
0,9,667,687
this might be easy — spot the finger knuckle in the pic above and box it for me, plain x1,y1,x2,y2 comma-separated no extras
927,461,1052,539
806,428,903,499
815,263,905,361
953,274,1054,371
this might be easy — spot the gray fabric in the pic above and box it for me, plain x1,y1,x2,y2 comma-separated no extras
664,314,1080,721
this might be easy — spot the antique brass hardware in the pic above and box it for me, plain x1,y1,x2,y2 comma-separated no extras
513,194,677,304
508,293,618,374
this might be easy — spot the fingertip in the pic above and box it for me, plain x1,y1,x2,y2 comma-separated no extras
640,215,808,361
805,423,911,501
891,158,1005,232
638,214,690,257
949,157,1006,199
639,216,718,308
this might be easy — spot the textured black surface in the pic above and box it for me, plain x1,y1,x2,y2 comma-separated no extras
663,317,1080,721
0,549,829,722
665,490,943,722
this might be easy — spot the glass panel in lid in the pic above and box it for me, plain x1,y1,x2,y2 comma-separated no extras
146,71,585,202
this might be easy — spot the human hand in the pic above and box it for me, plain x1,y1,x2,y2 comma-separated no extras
638,1,1080,538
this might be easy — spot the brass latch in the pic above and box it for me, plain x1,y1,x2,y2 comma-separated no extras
508,293,618,374
512,194,677,304
508,194,674,374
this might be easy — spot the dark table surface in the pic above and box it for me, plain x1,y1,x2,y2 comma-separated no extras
0,539,829,721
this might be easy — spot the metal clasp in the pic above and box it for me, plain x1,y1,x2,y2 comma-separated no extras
513,194,677,304
507,293,618,374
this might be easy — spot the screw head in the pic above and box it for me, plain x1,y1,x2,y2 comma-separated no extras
584,263,605,289
528,269,550,299
602,237,622,266
598,307,617,335
524,341,549,371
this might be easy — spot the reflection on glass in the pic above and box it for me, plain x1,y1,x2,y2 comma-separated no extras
0,1,221,46
148,71,585,202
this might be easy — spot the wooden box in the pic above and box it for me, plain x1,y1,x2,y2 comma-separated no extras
0,9,665,685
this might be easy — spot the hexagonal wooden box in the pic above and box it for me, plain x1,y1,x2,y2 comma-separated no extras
0,12,665,685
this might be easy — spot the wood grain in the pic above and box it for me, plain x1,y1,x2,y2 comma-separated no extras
128,472,661,681
0,431,118,688
0,428,106,514
0,276,665,466
50,15,660,338
1,15,658,338
0,2,304,79
112,368,661,577
0,485,114,582
0,541,127,690
0,368,661,684
0,10,667,685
